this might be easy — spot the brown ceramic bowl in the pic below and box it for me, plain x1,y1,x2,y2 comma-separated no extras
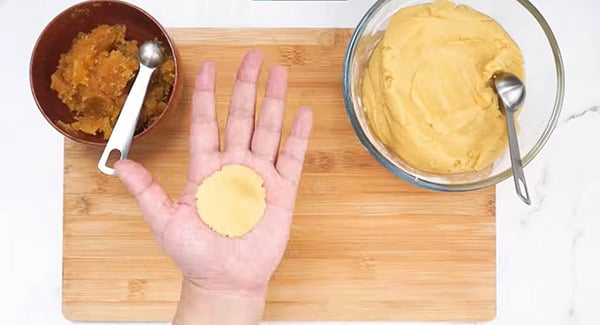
30,0,183,146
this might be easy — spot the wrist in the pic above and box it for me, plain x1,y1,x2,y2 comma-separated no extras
173,278,266,325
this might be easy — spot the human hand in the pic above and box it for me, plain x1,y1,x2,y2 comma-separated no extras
114,50,313,324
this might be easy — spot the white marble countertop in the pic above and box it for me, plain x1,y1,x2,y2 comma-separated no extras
1,0,599,324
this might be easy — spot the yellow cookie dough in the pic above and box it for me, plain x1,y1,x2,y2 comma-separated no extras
195,164,266,238
362,0,524,174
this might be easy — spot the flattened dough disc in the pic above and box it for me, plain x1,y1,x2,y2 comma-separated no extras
195,164,267,237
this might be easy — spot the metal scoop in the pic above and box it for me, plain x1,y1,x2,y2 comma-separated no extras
493,73,531,205
98,41,164,175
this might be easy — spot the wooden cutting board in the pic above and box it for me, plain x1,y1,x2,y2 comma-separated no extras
63,28,496,322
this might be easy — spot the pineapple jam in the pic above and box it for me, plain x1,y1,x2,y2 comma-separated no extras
50,24,175,139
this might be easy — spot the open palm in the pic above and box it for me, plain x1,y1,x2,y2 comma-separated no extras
115,50,313,295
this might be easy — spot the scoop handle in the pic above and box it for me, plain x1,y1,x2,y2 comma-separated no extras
98,65,156,176
503,103,531,205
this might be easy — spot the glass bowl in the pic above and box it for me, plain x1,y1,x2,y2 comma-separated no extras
342,0,564,191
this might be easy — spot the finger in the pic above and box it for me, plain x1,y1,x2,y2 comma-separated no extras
190,61,219,158
251,65,288,163
114,159,174,235
276,106,313,185
225,50,263,152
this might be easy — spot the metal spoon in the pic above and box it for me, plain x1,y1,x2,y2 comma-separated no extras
493,73,531,205
98,41,164,175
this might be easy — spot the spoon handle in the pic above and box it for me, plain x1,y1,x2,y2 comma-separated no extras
98,65,156,176
503,105,531,205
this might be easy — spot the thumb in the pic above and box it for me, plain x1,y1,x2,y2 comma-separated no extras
114,159,174,236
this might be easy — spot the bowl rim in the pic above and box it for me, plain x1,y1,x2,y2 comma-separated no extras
342,0,565,192
29,0,181,147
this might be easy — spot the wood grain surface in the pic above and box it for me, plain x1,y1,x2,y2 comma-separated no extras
63,28,496,322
